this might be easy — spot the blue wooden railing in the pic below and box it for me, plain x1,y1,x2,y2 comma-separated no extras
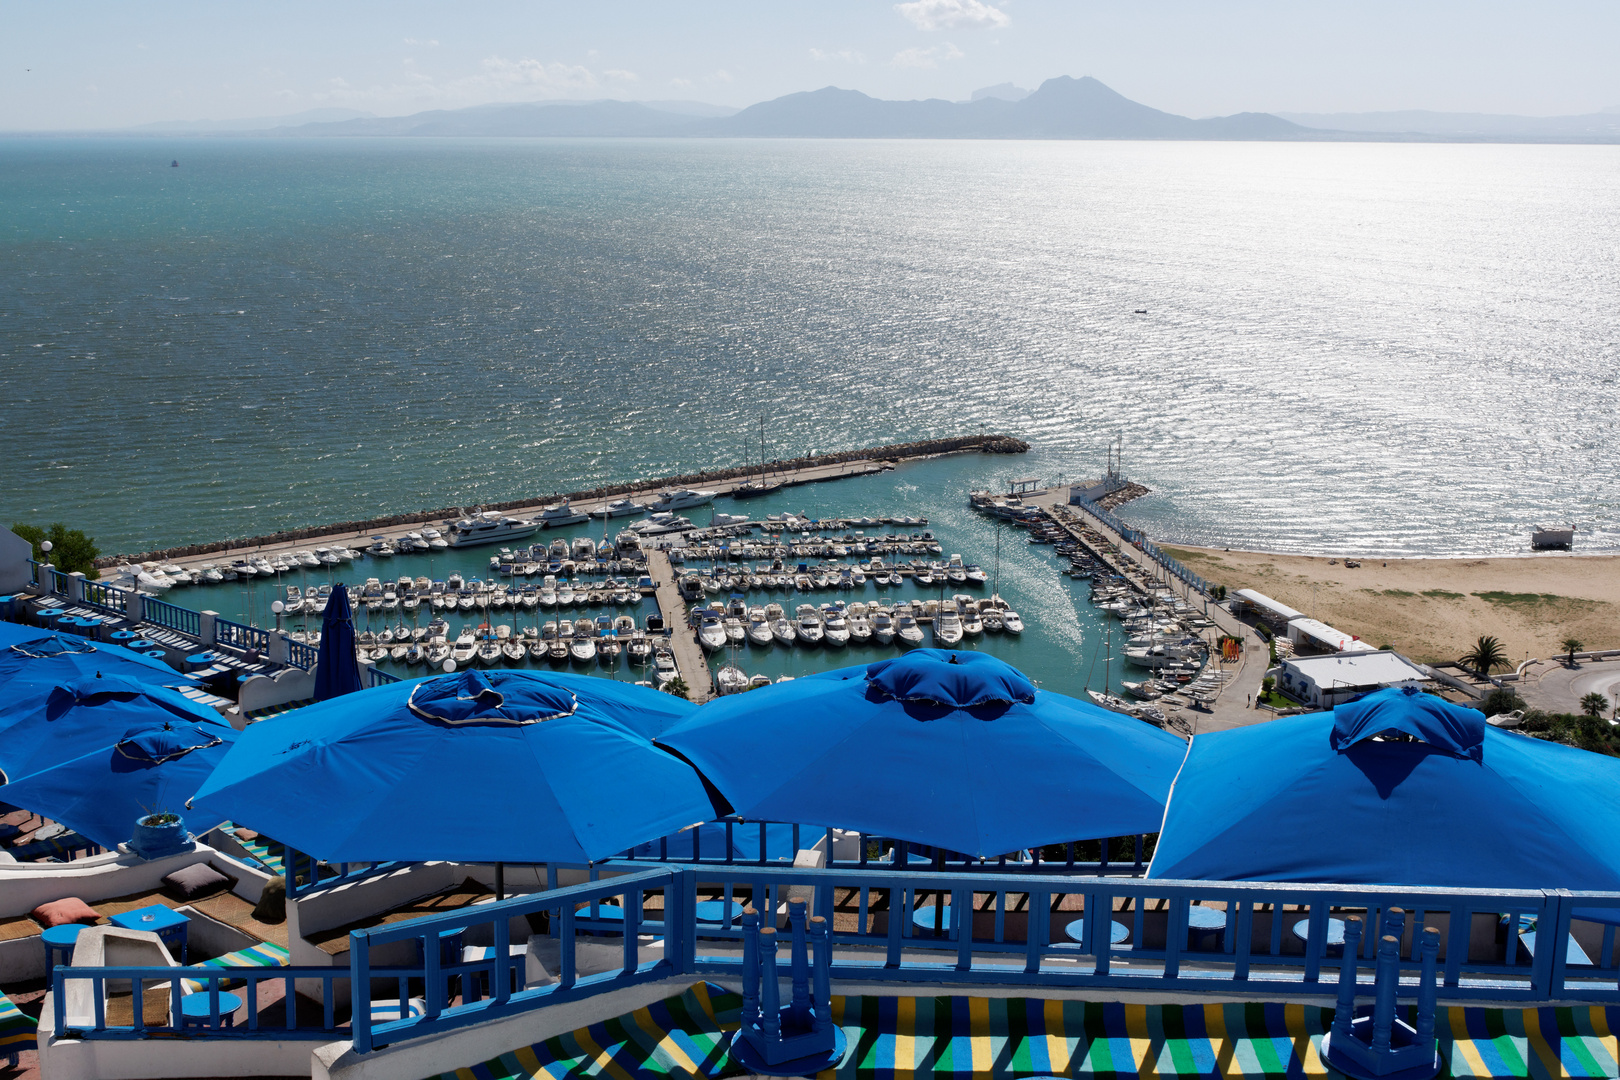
347,866,1620,1054
143,597,200,637
50,864,1620,1052
368,666,401,687
215,618,270,653
52,965,344,1040
79,578,128,614
286,638,318,670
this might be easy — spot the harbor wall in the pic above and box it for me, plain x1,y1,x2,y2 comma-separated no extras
94,434,1029,567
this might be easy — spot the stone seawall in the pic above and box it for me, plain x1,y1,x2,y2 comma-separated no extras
96,433,1029,567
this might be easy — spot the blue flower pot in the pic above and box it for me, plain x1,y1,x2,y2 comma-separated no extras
131,815,190,860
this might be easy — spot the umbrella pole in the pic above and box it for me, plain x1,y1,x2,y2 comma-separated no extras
496,861,505,901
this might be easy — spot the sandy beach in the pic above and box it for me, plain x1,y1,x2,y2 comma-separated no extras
1163,546,1620,667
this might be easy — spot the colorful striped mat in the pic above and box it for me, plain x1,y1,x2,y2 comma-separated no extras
426,984,1620,1080
183,940,291,992
0,990,37,1058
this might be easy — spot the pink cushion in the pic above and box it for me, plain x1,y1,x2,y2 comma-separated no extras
32,897,101,928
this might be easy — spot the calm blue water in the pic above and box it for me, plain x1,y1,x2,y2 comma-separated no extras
4,137,1620,693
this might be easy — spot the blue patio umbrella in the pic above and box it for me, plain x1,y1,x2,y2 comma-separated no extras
1148,686,1620,890
628,821,806,862
0,711,238,850
0,628,193,694
312,581,363,701
188,669,720,865
657,650,1189,858
0,673,229,784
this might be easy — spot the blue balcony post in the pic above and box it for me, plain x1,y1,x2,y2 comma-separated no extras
811,915,832,1034
1331,916,1364,1046
741,907,761,1032
493,909,512,1005
1369,933,1400,1054
1414,926,1441,1047
787,900,810,1024
351,931,372,1054
759,927,782,1042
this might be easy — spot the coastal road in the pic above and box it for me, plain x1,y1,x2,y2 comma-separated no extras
1519,655,1620,716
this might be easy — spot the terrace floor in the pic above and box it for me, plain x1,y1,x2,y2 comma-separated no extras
429,981,1620,1080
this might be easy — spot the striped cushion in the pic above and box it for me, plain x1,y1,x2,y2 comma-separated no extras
0,991,37,1056
184,940,290,992
370,997,426,1023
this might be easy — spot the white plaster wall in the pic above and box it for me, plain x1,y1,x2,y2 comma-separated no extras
0,527,33,595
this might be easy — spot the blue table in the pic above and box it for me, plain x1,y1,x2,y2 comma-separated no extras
1291,917,1346,956
911,904,955,934
180,990,242,1028
42,924,86,970
110,905,190,963
1186,905,1227,947
109,629,140,646
1062,918,1131,947
695,899,746,924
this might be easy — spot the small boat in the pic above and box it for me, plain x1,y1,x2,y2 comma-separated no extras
570,629,597,664
896,613,924,647
934,609,964,646
653,648,678,684
731,478,784,499
871,610,895,644
822,608,850,648
477,639,503,666
716,664,749,695
796,606,824,645
772,617,797,646
649,488,717,512
1002,608,1024,635
697,612,727,652
747,673,773,689
502,639,526,663
746,607,773,646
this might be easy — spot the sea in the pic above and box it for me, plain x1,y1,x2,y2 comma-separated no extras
3,137,1618,695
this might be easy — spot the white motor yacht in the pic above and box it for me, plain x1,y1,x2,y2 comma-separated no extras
421,527,449,549
795,606,824,645
746,608,773,646
1003,608,1025,635
896,613,924,647
871,610,896,644
934,609,964,646
649,488,717,512
451,629,477,665
822,608,850,647
594,498,648,518
653,648,678,684
771,618,797,646
538,500,590,528
447,510,542,548
716,664,749,695
696,612,727,652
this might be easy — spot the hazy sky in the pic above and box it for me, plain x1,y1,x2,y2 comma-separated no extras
6,1,1620,130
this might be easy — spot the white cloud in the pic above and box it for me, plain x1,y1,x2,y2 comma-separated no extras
480,57,598,92
709,69,733,84
809,47,867,65
890,43,965,69
669,77,692,89
403,38,440,47
603,69,638,83
895,0,1009,31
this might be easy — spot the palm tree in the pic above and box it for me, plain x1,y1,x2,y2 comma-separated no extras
1581,692,1609,718
1459,635,1509,679
662,675,690,700
1562,637,1584,666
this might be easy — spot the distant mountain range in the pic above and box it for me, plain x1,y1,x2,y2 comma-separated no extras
109,78,1620,143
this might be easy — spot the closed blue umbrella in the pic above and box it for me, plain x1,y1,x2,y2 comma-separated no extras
0,711,238,850
189,669,719,864
1148,686,1620,890
0,673,229,784
313,582,363,701
657,649,1189,858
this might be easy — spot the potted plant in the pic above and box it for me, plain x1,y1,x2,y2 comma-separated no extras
131,811,190,859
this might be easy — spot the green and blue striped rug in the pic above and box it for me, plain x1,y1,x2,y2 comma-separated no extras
429,983,1620,1080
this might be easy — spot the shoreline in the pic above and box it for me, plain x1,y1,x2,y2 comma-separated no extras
1163,544,1620,665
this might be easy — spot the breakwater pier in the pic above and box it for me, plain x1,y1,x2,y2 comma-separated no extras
95,434,1027,571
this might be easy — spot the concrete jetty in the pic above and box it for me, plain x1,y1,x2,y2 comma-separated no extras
642,547,714,704
1016,487,1268,733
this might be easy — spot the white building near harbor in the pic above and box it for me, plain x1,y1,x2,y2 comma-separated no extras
1276,650,1432,708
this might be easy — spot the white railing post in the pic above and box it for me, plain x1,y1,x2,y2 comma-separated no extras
199,610,218,646
67,571,86,602
268,629,288,665
125,590,144,624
